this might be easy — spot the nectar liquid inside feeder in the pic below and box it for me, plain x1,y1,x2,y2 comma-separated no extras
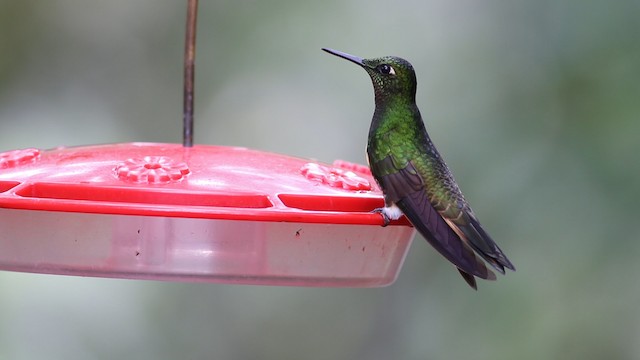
0,143,415,287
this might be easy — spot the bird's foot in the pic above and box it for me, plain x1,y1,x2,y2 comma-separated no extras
372,204,403,227
372,208,391,227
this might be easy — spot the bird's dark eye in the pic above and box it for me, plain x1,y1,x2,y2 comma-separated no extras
377,64,396,75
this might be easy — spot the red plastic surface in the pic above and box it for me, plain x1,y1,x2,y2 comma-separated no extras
0,143,408,225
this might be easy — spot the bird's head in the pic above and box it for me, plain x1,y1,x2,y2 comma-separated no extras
322,48,417,104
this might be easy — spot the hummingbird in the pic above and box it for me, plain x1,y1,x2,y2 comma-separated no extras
322,48,515,289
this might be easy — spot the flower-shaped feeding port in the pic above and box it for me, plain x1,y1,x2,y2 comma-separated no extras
115,156,190,184
300,162,371,191
0,148,41,169
0,143,415,287
332,159,372,177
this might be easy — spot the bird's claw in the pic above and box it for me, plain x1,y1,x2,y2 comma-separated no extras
372,207,391,227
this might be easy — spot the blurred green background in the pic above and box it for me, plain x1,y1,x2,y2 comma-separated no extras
1,0,639,359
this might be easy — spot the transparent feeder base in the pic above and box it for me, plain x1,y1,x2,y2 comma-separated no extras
0,209,415,287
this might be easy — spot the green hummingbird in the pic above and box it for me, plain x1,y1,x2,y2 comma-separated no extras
323,48,515,289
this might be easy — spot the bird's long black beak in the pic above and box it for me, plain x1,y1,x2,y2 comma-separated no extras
322,48,365,67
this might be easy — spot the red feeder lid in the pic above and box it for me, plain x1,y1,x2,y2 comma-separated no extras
0,143,414,287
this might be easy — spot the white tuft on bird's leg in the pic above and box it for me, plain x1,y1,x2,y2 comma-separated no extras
372,203,404,227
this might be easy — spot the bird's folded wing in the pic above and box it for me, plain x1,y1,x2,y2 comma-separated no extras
442,210,515,273
371,155,495,279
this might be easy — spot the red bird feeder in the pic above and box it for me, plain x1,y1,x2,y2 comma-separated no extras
0,144,415,286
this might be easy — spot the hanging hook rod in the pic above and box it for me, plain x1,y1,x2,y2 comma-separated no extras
183,0,198,147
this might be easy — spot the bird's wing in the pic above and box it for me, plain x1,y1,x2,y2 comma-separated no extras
438,203,515,274
371,155,496,281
